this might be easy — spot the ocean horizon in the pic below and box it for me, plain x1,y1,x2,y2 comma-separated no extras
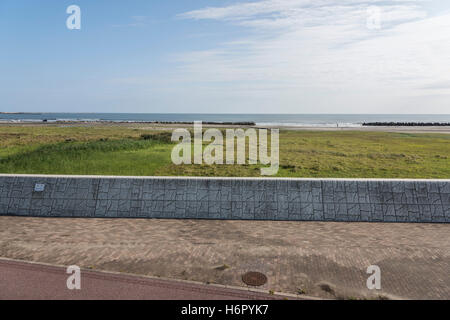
1,113,450,127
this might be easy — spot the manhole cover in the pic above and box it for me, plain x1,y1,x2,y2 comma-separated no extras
242,271,267,286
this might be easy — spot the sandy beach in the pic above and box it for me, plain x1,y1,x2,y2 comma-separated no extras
260,125,450,134
1,121,450,134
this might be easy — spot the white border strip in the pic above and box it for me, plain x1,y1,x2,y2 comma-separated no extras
0,174,448,182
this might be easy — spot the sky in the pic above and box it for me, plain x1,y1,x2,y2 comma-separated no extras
0,0,449,114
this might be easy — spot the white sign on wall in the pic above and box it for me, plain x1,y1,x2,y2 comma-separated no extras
34,184,45,192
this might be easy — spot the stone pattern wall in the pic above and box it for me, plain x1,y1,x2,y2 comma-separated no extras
0,176,448,223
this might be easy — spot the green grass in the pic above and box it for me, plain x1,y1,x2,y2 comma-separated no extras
0,139,171,175
0,125,449,178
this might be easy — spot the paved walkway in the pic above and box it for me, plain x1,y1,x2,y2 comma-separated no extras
0,217,448,299
0,258,294,300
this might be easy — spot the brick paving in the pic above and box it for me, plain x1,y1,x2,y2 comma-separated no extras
0,258,296,300
0,216,448,299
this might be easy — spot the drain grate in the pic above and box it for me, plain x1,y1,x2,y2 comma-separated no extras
242,271,267,287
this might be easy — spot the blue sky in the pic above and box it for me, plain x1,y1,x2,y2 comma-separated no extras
1,0,449,114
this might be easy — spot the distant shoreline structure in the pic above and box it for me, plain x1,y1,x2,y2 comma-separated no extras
0,119,257,126
0,112,42,115
363,122,450,127
142,121,256,126
2,119,450,128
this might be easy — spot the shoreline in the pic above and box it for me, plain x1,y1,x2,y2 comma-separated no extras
260,125,450,134
1,120,450,133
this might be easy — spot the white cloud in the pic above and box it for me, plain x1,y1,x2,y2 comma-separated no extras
170,0,450,113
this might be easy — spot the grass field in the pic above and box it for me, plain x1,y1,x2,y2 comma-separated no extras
0,124,449,178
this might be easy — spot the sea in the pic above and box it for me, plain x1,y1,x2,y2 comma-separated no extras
1,113,450,127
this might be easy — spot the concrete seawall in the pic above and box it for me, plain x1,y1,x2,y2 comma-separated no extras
0,175,448,223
